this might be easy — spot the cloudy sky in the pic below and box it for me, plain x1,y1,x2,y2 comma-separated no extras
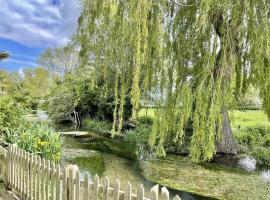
0,0,81,71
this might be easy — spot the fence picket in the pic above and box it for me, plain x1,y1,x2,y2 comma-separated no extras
37,156,42,200
124,182,131,200
137,185,144,200
93,175,99,200
173,195,181,200
51,162,56,200
20,149,24,194
42,158,46,200
14,146,18,190
113,179,120,200
3,144,181,200
83,173,90,200
46,160,51,200
103,176,109,200
150,185,159,200
63,167,68,200
29,154,34,200
56,164,61,200
33,155,37,200
161,187,169,200
75,170,80,200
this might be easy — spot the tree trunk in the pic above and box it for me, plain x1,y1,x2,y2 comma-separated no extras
213,12,240,155
216,109,239,155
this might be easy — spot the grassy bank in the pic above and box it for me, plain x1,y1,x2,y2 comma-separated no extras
231,110,270,166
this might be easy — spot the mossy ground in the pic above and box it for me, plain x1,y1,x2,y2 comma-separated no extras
140,154,270,200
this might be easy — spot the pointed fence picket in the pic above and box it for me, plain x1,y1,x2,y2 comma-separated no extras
0,144,182,200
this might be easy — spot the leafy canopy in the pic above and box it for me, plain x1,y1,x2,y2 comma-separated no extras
77,0,270,161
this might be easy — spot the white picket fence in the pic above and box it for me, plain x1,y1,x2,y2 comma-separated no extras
0,144,182,200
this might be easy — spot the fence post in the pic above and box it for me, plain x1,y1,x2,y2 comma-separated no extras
150,185,159,200
124,182,131,200
173,195,181,200
66,164,78,200
83,172,90,200
161,187,169,200
137,184,144,200
113,179,120,200
103,177,109,200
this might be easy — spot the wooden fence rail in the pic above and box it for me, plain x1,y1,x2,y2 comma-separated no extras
0,144,182,200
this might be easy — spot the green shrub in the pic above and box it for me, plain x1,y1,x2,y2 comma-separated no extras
82,118,112,132
5,123,63,162
0,96,23,133
252,147,270,167
124,125,155,160
137,116,153,125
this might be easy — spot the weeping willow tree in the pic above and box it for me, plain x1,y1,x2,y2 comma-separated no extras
77,0,270,162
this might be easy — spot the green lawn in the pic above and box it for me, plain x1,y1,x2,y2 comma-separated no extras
231,110,270,131
139,108,270,132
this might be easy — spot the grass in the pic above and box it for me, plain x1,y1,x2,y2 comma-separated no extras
231,110,270,131
82,118,112,132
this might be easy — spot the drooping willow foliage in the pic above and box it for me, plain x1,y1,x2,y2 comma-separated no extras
77,0,270,161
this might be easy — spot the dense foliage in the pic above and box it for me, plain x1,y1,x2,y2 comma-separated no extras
77,0,270,161
0,96,23,133
5,123,63,162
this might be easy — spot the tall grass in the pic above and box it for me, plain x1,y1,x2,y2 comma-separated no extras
5,122,63,162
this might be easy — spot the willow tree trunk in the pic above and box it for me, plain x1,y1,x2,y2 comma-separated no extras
213,13,239,155
216,109,239,155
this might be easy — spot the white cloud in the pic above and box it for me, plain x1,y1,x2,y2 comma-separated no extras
0,0,81,48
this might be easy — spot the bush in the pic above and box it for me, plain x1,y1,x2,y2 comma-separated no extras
5,123,63,162
0,96,23,133
137,116,153,125
124,125,155,160
252,147,270,167
82,118,112,131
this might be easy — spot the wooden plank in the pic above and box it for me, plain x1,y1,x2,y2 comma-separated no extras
83,173,90,200
56,164,61,200
33,155,38,200
29,154,34,200
11,145,14,188
23,150,27,198
137,184,144,200
103,176,109,200
75,170,80,200
7,145,11,186
26,152,30,200
42,158,46,200
93,175,99,200
13,146,17,190
51,162,56,200
150,185,159,200
113,179,120,200
173,195,181,200
68,165,75,200
20,149,24,194
161,187,169,200
62,167,68,200
46,160,51,200
124,182,131,200
37,156,42,200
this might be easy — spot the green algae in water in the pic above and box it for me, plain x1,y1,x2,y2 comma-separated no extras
68,155,105,176
140,155,270,200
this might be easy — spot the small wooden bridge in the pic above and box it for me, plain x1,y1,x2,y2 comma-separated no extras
0,144,182,200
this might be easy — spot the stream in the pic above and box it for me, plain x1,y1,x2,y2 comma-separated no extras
27,111,270,200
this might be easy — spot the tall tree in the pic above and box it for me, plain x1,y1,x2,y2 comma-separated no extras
38,44,80,78
77,0,270,161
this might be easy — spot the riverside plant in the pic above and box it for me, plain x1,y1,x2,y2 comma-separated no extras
5,122,63,162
